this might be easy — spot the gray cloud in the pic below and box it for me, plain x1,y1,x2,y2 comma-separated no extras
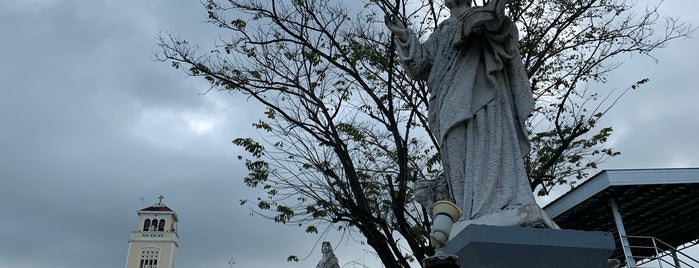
598,29,699,170
1,0,697,267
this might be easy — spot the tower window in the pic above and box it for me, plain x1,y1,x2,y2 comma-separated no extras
151,219,158,231
158,219,165,231
143,219,151,231
139,248,160,268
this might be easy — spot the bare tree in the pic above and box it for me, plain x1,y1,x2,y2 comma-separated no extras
156,0,692,266
507,0,693,194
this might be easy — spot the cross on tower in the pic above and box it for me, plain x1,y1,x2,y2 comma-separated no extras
157,195,164,206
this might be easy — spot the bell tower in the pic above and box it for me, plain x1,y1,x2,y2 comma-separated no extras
125,195,179,268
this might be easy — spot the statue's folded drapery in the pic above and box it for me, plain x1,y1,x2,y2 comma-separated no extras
396,13,537,221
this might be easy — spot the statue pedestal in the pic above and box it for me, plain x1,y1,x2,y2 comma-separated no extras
444,225,615,268
423,254,460,268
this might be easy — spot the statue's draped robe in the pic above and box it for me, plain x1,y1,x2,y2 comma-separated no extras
396,15,536,221
316,255,340,268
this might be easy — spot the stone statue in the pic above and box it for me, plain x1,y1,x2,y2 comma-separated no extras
386,0,557,229
316,241,340,268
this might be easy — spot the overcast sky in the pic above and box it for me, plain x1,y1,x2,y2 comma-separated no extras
0,0,697,267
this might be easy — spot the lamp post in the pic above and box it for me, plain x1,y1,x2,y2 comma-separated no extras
423,201,461,268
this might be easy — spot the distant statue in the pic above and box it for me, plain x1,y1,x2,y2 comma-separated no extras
606,259,621,268
386,0,557,228
316,242,340,268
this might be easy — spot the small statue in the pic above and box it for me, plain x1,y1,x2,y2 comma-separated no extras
316,242,340,268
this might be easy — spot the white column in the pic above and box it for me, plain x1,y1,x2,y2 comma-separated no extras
610,199,636,268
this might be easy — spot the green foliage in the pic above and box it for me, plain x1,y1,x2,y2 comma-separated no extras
275,205,295,223
233,138,265,158
305,225,318,233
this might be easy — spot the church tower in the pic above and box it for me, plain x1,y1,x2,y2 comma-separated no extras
125,195,179,268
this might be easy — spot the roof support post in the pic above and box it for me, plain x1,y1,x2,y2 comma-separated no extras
671,248,681,268
610,198,636,267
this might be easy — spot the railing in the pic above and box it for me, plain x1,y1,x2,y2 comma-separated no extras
622,235,699,268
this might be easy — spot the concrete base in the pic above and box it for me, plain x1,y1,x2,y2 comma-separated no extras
444,225,615,268
423,254,460,268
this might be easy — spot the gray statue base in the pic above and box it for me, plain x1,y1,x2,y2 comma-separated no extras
444,225,615,268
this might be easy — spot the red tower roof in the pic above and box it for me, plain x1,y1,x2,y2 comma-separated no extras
141,205,173,212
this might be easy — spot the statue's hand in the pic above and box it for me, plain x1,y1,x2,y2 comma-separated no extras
384,14,409,42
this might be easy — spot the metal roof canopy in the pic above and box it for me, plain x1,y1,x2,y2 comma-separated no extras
543,168,699,265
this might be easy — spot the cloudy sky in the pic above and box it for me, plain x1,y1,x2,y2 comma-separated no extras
0,0,697,267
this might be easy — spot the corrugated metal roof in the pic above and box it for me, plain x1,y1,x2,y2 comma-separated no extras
543,168,699,264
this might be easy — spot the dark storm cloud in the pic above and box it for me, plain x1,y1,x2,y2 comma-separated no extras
0,0,332,267
1,0,697,267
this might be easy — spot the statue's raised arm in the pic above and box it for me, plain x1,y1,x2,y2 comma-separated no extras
384,14,409,43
